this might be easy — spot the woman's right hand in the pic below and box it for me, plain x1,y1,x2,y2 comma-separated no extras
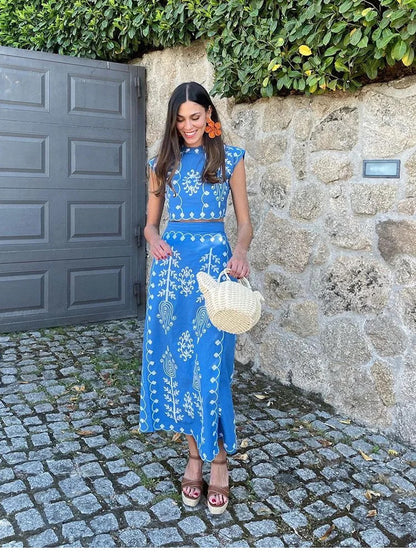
149,237,172,260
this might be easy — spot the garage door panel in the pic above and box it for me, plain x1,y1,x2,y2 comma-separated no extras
0,189,131,251
0,63,49,111
0,132,49,176
0,200,48,244
0,122,131,189
68,264,126,310
0,49,134,129
0,270,48,315
69,137,126,179
69,73,125,119
0,257,131,322
68,201,126,242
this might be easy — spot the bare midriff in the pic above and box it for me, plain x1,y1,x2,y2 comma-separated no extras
169,218,224,223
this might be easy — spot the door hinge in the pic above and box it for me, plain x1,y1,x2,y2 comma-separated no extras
133,282,141,305
134,225,142,248
135,76,142,98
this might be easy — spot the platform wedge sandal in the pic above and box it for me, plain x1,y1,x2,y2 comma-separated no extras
181,454,204,507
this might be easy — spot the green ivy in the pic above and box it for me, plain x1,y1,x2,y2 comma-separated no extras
1,0,416,100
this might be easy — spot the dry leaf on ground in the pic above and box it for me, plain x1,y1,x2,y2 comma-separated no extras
319,524,335,542
240,438,249,448
72,385,86,392
367,509,378,517
318,438,333,447
233,453,249,461
359,450,373,461
365,489,381,501
254,394,268,400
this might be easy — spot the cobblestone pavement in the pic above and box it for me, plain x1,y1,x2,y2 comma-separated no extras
0,319,415,548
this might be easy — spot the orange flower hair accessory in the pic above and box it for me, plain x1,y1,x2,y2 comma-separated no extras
205,117,222,138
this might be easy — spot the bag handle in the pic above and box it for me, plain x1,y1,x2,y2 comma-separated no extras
218,268,251,289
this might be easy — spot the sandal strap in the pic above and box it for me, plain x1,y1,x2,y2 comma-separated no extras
208,484,229,498
211,459,227,465
189,454,202,460
182,477,203,489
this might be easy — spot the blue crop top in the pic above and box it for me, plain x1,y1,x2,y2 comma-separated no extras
149,145,245,221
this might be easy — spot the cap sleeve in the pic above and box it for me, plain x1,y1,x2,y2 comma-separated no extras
148,157,157,171
225,145,245,179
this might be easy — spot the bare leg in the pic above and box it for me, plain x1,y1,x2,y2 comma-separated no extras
208,439,229,507
183,435,203,499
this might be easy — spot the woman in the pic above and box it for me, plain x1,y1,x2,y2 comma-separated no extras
139,82,252,515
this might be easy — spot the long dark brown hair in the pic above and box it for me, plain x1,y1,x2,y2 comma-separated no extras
152,82,226,195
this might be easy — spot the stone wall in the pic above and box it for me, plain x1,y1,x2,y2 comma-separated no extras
132,41,416,447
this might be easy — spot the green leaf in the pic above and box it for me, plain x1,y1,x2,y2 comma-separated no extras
365,60,379,79
391,39,407,60
402,46,415,66
325,46,339,56
407,21,416,35
328,79,338,90
357,36,369,48
349,28,362,46
332,21,348,33
261,82,273,97
376,30,397,50
267,58,278,71
339,1,353,14
335,59,349,72
322,31,332,45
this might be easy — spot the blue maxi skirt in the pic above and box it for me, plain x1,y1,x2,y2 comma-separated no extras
139,221,237,461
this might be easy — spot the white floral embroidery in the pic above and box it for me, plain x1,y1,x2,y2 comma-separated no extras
178,267,195,296
157,249,181,333
161,347,183,423
182,169,201,195
193,305,211,343
184,391,194,418
199,249,221,275
178,330,194,361
192,356,204,445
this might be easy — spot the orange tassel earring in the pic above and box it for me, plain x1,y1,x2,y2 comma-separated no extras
205,117,222,138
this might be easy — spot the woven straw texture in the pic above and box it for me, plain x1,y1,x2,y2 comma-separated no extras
197,270,264,334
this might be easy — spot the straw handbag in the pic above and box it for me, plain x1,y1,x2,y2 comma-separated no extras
196,269,264,334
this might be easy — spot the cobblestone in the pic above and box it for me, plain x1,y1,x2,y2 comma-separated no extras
244,519,278,537
281,510,308,529
27,529,59,547
71,494,102,515
88,534,117,547
90,514,119,534
119,529,147,547
0,319,414,547
360,528,391,547
178,515,207,535
15,508,45,532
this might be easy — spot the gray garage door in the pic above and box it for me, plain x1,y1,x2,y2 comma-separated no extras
0,46,146,333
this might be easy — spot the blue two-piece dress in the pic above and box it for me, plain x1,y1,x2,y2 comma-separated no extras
139,144,245,462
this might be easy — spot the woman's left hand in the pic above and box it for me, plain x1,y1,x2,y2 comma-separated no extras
227,253,250,279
